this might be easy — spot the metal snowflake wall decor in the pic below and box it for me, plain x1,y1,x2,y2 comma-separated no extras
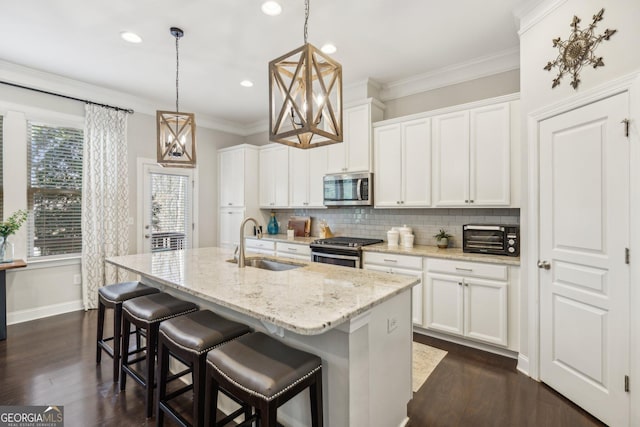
544,8,616,89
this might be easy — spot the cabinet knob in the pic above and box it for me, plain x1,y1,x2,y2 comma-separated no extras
228,202,232,206
396,201,400,204
458,282,462,286
465,200,469,203
470,200,474,203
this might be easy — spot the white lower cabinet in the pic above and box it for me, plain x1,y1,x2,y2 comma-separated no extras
244,238,276,256
425,258,508,347
276,241,312,261
219,208,245,249
363,252,424,326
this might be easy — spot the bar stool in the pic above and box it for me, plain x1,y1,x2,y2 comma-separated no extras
96,281,160,382
157,310,252,427
204,332,323,427
120,292,198,418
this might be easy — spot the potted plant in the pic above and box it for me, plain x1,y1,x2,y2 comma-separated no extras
433,229,452,249
0,210,28,263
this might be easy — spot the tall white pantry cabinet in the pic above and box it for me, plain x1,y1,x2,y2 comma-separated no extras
217,144,260,248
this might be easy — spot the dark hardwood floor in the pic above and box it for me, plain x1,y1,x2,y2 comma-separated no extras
0,310,606,426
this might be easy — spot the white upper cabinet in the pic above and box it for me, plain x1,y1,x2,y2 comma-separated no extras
433,102,511,207
218,144,258,208
326,100,384,174
374,118,431,207
289,146,327,208
259,144,289,208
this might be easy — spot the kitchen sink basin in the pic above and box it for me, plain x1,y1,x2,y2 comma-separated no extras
227,257,304,271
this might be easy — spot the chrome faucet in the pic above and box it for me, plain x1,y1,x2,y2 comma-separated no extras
238,217,262,268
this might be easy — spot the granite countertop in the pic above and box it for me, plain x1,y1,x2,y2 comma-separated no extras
246,234,521,266
363,243,521,266
106,247,418,336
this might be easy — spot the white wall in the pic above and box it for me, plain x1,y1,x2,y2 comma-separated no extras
0,66,244,324
517,0,640,383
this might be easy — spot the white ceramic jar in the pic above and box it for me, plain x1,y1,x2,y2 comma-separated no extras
403,233,414,248
398,225,412,245
387,229,400,246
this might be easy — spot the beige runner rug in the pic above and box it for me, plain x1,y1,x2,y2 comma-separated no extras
412,342,447,392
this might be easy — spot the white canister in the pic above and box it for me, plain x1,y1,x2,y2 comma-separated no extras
398,225,412,245
387,230,400,246
403,233,415,248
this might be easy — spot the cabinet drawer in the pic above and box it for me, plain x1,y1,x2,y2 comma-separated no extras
363,252,423,270
276,242,311,256
245,238,275,251
427,258,507,281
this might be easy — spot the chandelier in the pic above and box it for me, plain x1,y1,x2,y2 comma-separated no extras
157,27,196,167
268,0,343,149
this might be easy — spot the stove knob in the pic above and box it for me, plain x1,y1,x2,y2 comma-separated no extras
508,239,515,245
508,247,515,253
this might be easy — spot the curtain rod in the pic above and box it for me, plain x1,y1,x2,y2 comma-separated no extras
0,80,134,114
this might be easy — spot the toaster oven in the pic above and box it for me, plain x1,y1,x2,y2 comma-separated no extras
462,224,519,256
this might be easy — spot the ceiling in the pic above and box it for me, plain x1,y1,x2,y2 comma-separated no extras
0,0,523,131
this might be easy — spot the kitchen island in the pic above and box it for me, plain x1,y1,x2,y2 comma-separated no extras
107,247,419,427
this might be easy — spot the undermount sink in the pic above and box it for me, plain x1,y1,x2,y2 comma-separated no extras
227,257,304,271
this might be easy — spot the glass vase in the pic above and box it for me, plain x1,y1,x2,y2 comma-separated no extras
0,236,14,263
267,213,279,235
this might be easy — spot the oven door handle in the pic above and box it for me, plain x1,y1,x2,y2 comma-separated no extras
311,251,361,268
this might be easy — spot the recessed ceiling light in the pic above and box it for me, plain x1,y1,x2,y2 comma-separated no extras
120,31,142,43
321,43,337,54
240,80,254,88
261,1,282,16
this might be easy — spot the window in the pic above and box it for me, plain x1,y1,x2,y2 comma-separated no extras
149,172,191,252
27,122,83,257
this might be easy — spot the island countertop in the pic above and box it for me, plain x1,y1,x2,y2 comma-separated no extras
106,247,419,336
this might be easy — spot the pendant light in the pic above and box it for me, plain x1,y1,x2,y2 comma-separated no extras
269,0,343,149
157,27,196,167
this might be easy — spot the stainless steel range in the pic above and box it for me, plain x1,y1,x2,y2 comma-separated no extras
310,237,383,268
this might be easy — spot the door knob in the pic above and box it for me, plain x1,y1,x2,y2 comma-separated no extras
537,260,551,270
144,234,151,239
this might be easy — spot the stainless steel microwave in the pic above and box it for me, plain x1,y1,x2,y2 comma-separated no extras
323,172,373,206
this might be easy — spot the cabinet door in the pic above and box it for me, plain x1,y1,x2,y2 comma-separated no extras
325,139,346,174
272,146,289,207
464,277,508,346
392,267,424,327
289,147,309,207
219,149,244,207
219,208,244,248
373,124,402,207
345,103,371,172
308,146,327,207
470,103,510,206
259,148,274,207
402,118,431,206
425,273,464,335
432,111,469,206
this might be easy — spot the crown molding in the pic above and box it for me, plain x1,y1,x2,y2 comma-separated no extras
516,0,568,36
379,47,520,102
0,59,249,135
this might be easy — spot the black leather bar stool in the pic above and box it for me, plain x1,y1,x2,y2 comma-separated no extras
120,292,198,418
204,332,323,427
96,281,160,382
157,310,252,427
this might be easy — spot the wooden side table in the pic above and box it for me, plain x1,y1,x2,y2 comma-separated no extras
0,259,27,341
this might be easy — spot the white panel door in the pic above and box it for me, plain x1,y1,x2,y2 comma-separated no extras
470,102,510,206
259,148,274,207
464,277,507,346
345,103,371,172
373,124,402,207
289,147,309,207
539,93,629,427
219,208,244,248
425,273,464,335
432,111,469,206
308,146,327,207
365,264,423,326
272,146,289,207
402,118,431,206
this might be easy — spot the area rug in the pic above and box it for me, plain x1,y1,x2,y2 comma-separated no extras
412,342,447,392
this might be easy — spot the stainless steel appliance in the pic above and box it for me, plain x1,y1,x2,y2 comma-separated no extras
323,172,373,206
463,224,519,256
311,236,383,268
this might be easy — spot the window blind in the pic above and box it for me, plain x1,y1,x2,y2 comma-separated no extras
27,122,83,257
0,115,3,221
150,172,190,252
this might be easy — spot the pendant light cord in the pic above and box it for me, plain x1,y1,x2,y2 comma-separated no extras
175,33,180,113
304,0,309,44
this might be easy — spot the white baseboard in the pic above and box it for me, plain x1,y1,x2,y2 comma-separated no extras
7,300,83,325
517,354,530,377
414,327,518,359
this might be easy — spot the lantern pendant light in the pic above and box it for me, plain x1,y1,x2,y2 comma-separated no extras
157,27,196,167
269,0,343,149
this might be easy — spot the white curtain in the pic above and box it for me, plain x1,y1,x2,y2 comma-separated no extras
81,104,130,310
